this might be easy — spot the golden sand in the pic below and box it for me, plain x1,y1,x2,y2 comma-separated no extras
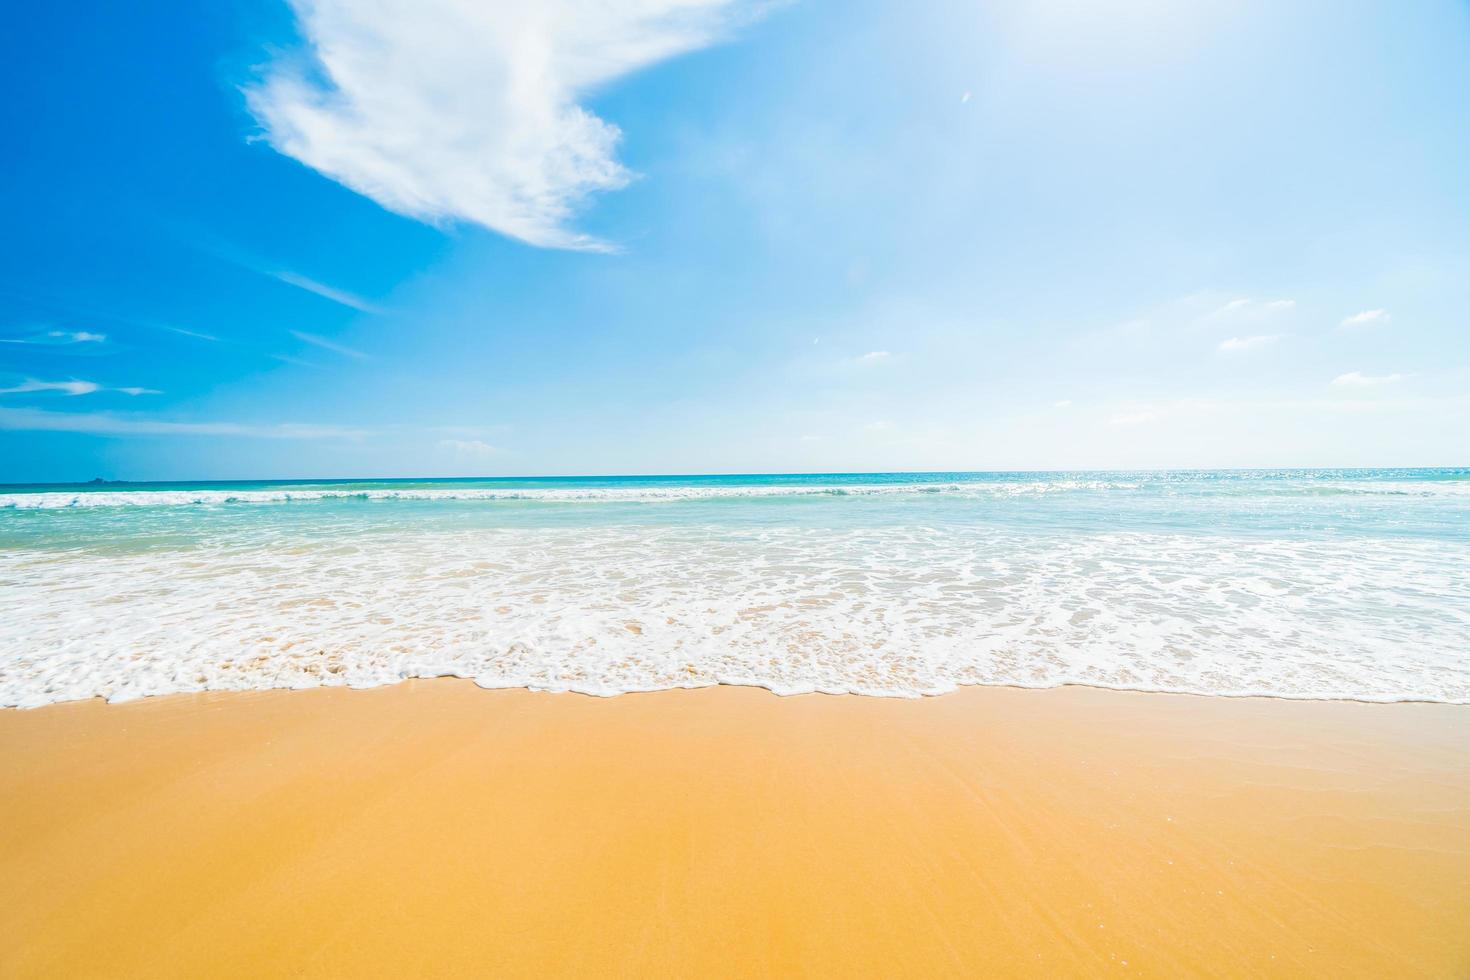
1,681,1468,978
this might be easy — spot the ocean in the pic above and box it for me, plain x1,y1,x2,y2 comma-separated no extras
1,469,1467,708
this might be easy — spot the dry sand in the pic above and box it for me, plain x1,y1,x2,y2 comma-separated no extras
2,681,1468,978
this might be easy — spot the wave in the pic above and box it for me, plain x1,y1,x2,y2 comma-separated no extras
3,478,1467,509
0,481,1132,509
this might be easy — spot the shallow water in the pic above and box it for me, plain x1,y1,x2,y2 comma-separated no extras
2,469,1468,707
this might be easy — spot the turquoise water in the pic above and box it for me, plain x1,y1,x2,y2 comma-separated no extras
2,469,1467,707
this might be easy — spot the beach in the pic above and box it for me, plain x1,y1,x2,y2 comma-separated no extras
3,471,1468,975
8,0,1470,972
3,681,1468,978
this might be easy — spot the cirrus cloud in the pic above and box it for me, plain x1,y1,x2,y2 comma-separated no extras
0,379,160,397
0,379,100,396
0,330,108,347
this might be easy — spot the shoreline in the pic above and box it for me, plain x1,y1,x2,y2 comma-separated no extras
8,675,1469,713
3,680,1468,976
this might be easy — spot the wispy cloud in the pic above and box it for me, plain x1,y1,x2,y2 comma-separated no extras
1340,309,1390,328
290,330,368,360
1053,399,1072,409
439,438,501,457
1075,293,1299,353
1217,334,1280,352
835,349,894,370
270,271,383,314
246,0,764,251
164,325,221,342
0,378,161,396
1332,371,1404,387
0,329,107,346
0,379,100,396
181,228,385,315
0,406,367,439
1108,411,1158,426
1213,298,1295,318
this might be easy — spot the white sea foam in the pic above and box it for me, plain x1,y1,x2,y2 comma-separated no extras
4,478,1469,510
2,523,1467,708
0,482,1137,509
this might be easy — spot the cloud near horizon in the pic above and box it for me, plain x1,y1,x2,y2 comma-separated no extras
1332,371,1404,387
439,438,501,458
0,406,366,439
1217,334,1279,352
1214,298,1295,317
1340,309,1390,328
247,0,761,251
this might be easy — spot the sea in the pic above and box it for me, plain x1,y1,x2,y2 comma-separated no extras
1,469,1467,708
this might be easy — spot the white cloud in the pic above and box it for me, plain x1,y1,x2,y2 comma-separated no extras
0,379,100,396
833,349,895,370
0,406,367,439
1332,371,1404,387
439,438,501,457
0,330,107,346
1217,334,1279,352
1340,309,1389,328
165,325,221,342
1108,411,1158,426
0,379,163,397
270,270,383,314
291,330,368,360
1213,297,1294,318
247,0,761,251
1053,399,1072,409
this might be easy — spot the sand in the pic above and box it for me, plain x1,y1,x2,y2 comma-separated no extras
1,681,1468,978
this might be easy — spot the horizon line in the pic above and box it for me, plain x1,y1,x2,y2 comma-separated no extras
2,464,1466,490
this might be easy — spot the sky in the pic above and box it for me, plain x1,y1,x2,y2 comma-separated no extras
2,0,1468,482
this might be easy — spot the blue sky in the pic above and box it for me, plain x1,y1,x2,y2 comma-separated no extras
3,0,1468,482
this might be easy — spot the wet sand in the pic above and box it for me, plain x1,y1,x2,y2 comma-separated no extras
2,681,1468,978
